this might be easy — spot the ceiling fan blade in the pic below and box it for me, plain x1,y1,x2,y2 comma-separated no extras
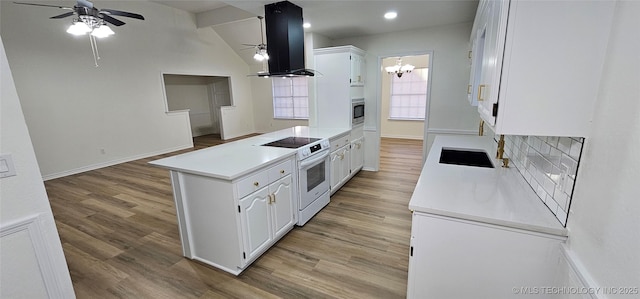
13,2,73,10
50,11,75,19
100,14,125,26
101,9,144,20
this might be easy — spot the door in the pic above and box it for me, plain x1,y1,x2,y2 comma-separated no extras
270,175,294,239
239,188,272,261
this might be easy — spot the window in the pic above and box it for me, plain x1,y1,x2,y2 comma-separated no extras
389,68,428,120
272,77,309,119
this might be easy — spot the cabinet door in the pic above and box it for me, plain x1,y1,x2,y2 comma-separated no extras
330,150,342,190
477,0,508,126
350,137,364,172
270,175,295,239
350,53,364,86
340,146,351,185
239,188,272,261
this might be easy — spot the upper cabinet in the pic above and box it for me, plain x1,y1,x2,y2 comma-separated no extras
350,52,365,86
470,0,615,137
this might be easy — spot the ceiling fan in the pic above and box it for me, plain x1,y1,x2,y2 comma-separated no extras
241,16,269,62
13,0,145,66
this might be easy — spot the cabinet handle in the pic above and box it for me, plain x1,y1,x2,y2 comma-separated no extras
254,181,259,187
267,194,273,204
272,194,276,203
280,169,285,174
467,84,472,95
468,50,472,59
477,84,486,102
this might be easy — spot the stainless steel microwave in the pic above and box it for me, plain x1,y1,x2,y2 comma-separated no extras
352,98,365,125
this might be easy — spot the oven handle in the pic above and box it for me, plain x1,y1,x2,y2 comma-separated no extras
299,149,330,169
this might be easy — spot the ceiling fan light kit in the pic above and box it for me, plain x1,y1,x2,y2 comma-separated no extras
14,0,144,67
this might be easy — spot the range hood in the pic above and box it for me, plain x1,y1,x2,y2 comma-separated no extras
259,1,315,77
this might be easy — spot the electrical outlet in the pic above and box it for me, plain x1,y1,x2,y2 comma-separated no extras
0,154,17,178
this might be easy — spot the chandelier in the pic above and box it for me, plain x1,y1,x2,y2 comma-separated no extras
385,58,415,78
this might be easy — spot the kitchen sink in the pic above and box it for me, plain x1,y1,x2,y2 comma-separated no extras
439,148,494,168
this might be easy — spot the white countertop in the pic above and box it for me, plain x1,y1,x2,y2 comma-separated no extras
409,135,567,236
149,126,350,181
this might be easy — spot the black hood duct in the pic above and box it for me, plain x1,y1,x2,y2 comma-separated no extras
261,1,315,77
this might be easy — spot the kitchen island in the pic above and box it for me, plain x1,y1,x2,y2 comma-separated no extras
407,135,567,298
149,126,349,275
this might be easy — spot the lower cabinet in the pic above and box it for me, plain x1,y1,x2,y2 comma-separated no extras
407,212,567,298
350,136,364,173
330,145,350,194
239,175,294,262
168,156,296,275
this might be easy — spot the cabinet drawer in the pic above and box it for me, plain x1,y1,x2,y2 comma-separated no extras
237,171,269,199
267,159,293,182
330,133,351,150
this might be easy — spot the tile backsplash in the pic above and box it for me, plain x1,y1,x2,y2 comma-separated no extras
497,134,583,226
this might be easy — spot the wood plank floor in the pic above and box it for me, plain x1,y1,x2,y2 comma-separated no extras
45,135,423,298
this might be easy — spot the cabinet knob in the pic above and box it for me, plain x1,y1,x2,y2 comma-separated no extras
280,169,285,174
253,182,259,187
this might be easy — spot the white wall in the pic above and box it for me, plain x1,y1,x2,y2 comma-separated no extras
0,0,255,179
380,55,429,140
1,36,75,298
567,0,640,292
333,22,480,170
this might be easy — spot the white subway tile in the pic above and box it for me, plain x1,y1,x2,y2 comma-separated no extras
557,209,567,226
570,139,582,160
547,136,559,147
558,137,572,154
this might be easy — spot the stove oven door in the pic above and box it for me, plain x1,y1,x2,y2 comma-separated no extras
298,149,330,210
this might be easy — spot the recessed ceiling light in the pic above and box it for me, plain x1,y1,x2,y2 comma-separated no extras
303,22,311,29
384,11,397,20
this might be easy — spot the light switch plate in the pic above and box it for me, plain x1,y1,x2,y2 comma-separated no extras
0,154,17,178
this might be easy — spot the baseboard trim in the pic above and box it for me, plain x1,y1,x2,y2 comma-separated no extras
560,244,600,299
42,143,193,181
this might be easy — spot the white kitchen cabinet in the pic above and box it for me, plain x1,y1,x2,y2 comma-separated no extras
330,145,350,194
329,132,352,194
350,136,364,173
350,52,365,86
472,0,615,137
314,45,365,129
166,156,296,275
407,212,566,298
239,174,294,262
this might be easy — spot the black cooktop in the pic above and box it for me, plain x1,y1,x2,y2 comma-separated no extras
262,137,321,149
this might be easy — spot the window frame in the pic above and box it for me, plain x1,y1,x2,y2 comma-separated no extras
388,67,429,121
272,77,309,120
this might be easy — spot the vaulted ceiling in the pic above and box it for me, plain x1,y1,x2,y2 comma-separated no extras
151,0,479,66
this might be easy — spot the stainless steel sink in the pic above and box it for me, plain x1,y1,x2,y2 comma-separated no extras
439,148,494,168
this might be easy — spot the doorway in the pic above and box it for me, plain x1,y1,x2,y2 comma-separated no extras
163,74,232,137
377,52,432,168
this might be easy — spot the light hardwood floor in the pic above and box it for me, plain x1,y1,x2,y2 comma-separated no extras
45,135,423,298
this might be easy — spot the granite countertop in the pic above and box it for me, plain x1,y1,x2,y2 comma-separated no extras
409,135,567,236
